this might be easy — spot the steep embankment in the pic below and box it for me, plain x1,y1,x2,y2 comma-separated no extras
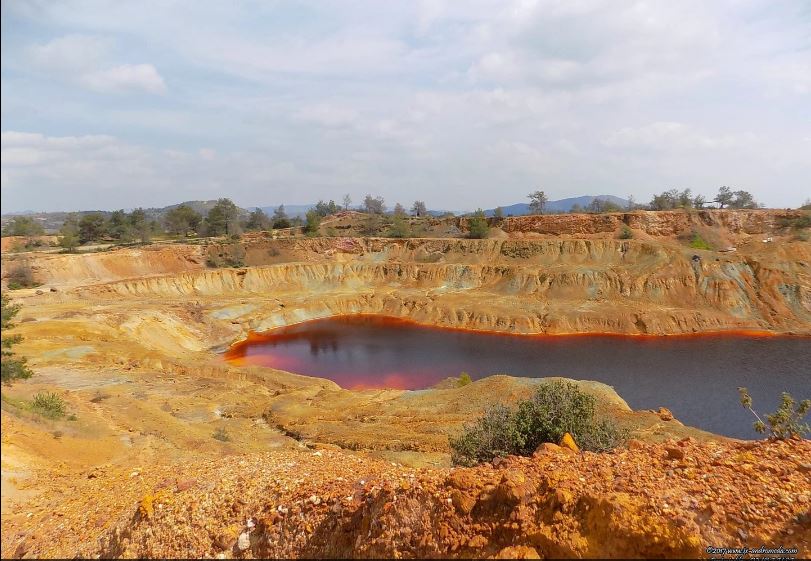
3,243,206,288
499,208,806,237
63,238,811,335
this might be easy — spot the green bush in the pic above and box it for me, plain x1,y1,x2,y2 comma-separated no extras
738,387,810,439
467,209,489,239
450,404,523,467
31,392,66,419
457,372,472,387
1,294,33,384
450,381,627,466
778,215,811,230
304,210,321,236
388,215,412,238
618,226,633,239
689,233,711,250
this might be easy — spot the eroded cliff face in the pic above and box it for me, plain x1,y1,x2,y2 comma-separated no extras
58,237,810,336
499,208,807,237
5,243,207,287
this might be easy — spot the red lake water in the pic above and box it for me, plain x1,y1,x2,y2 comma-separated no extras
224,315,810,439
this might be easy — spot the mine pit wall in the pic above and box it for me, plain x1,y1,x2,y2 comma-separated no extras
496,208,808,236
219,237,674,268
69,237,811,335
2,243,207,287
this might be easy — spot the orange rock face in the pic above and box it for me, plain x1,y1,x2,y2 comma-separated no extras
500,209,807,237
3,439,808,559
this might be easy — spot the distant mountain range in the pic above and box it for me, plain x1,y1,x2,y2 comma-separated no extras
480,195,630,217
254,195,630,219
252,204,317,219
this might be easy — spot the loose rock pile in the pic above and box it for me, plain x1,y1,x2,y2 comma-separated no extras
2,438,808,558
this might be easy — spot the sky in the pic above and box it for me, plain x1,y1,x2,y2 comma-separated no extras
1,0,810,213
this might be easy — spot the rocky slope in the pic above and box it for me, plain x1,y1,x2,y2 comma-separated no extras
499,208,807,237
2,438,808,558
43,236,809,336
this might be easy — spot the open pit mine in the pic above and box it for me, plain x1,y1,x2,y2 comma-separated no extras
1,209,810,558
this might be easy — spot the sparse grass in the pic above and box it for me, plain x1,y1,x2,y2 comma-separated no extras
778,214,811,230
90,391,110,403
8,240,47,253
618,226,634,239
212,427,231,442
6,263,40,290
689,233,712,250
206,255,245,268
30,392,67,419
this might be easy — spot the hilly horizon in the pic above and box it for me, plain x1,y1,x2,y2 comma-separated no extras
479,195,630,217
254,194,631,219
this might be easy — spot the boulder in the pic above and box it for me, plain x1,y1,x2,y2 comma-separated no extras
559,433,580,453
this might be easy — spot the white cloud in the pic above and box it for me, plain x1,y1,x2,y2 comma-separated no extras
294,104,359,128
603,122,758,151
28,34,108,72
1,0,810,210
24,35,166,95
79,63,166,94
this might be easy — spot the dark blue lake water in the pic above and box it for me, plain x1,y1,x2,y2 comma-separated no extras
226,315,810,439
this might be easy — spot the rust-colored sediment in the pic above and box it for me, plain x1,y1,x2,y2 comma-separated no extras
2,439,808,558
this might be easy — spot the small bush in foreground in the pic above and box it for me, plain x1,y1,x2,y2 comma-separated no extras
618,226,634,239
457,372,472,387
738,387,809,439
450,381,627,466
31,392,66,419
450,404,522,466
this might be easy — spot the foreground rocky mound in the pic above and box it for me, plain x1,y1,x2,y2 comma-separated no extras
4,439,808,558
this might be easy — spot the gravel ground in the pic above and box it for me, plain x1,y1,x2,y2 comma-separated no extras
2,438,808,559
